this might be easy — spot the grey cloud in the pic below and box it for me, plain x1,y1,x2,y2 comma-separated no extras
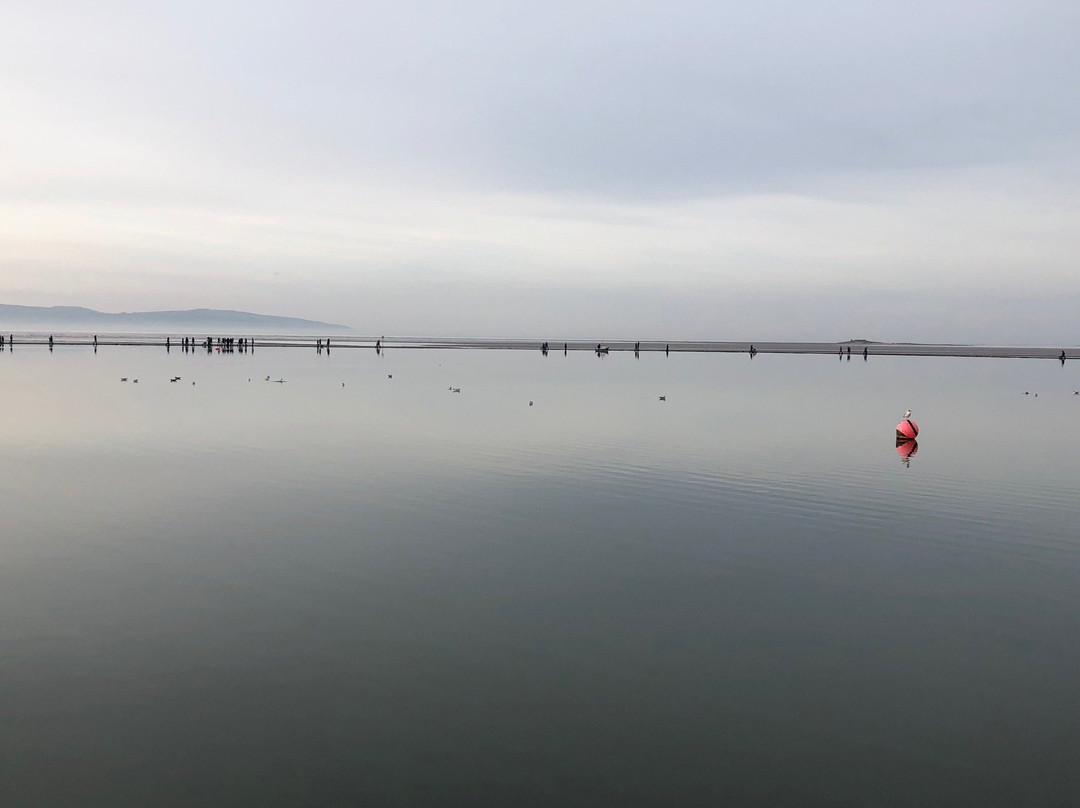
8,1,1078,197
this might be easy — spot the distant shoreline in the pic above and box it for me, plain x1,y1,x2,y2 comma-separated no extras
0,333,1074,360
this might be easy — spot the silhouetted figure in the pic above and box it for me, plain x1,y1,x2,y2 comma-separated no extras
1061,350,1067,364
93,335,97,347
564,343,567,355
48,335,54,348
863,346,868,358
665,344,669,356
749,344,757,357
166,336,170,351
838,346,843,356
375,339,381,351
846,346,850,354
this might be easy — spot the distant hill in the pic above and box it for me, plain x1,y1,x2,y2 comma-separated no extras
0,304,353,333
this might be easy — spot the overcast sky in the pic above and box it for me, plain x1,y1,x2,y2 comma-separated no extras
2,0,1078,341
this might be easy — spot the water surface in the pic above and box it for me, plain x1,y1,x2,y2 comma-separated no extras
2,345,1078,805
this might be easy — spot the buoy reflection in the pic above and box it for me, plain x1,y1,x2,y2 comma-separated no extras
896,437,919,467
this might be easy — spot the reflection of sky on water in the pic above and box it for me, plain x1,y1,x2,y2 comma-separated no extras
4,345,1078,569
4,344,1078,475
2,345,1080,803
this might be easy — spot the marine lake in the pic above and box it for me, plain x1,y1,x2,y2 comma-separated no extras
2,344,1079,806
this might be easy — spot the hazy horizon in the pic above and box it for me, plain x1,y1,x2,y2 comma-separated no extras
2,297,1079,346
2,1,1078,342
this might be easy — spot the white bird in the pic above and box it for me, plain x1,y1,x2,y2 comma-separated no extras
904,409,911,419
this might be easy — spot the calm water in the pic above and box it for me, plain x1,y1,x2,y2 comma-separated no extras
2,345,1079,806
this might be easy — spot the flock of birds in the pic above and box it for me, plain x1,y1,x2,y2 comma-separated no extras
121,376,192,385
116,369,677,407
118,373,1078,406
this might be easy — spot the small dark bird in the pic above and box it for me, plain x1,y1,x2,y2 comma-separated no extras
133,379,139,383
529,401,533,406
659,396,666,401
450,387,461,393
120,377,128,382
388,374,393,379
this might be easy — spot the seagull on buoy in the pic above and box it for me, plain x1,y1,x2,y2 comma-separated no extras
904,409,911,419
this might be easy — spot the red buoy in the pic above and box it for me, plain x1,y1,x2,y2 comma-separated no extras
896,419,918,439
